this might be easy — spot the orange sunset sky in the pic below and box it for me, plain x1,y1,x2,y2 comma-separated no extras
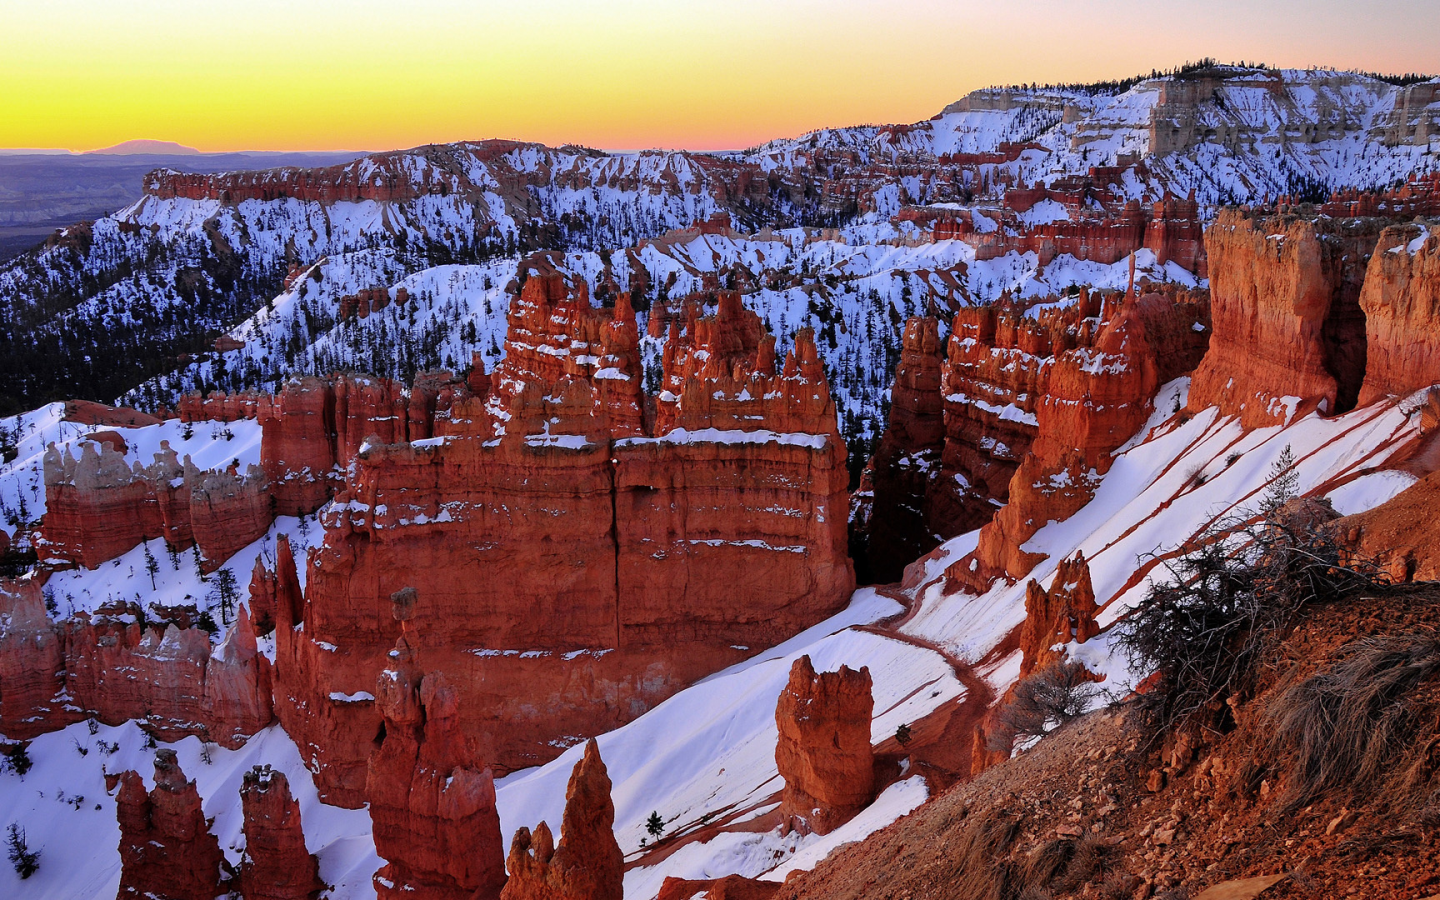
5,0,1440,153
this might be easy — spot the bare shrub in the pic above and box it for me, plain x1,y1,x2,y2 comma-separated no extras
1113,507,1386,736
990,661,1100,755
1264,633,1440,812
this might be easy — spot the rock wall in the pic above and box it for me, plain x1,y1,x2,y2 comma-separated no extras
37,440,274,573
116,750,229,900
1357,224,1440,406
0,580,82,738
1189,209,1383,427
237,767,324,900
501,739,624,900
948,289,1209,590
0,592,273,747
273,280,854,805
775,655,875,835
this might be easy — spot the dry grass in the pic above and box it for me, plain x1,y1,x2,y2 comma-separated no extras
1264,633,1440,812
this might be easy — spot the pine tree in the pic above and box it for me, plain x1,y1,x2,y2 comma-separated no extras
6,824,39,879
143,543,159,590
213,568,239,626
645,811,664,839
1262,444,1300,513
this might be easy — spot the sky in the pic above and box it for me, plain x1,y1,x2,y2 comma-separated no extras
4,0,1439,153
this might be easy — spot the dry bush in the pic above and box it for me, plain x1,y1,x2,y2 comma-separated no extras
1264,633,1440,812
1114,508,1386,736
989,661,1101,755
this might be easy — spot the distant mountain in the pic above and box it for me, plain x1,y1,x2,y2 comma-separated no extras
86,139,201,155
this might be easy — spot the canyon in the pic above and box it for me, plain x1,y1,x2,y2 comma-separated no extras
1,60,1439,900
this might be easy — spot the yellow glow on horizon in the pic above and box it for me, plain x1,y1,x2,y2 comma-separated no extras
5,0,1440,153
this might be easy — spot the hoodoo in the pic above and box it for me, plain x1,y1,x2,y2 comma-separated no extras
116,751,229,900
237,768,325,900
775,655,876,835
270,275,854,804
501,739,624,900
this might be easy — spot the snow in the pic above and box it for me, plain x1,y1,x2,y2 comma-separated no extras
492,589,964,898
618,429,828,450
40,514,323,641
1325,469,1417,516
0,721,378,900
901,385,1424,695
759,776,928,882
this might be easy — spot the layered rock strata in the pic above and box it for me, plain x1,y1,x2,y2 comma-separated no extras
501,739,624,900
953,289,1209,589
775,655,875,835
0,586,273,745
1189,209,1384,426
37,440,269,571
116,750,229,900
1356,224,1440,405
273,276,854,804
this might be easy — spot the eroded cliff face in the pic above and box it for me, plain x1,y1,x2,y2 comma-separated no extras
37,440,270,572
261,274,853,805
501,739,624,900
775,655,875,835
1189,209,1383,426
0,579,81,738
1357,224,1440,406
860,284,1207,593
0,581,273,746
954,289,1209,590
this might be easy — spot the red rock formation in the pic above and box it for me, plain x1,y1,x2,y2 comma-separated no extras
1189,209,1383,427
853,316,949,582
62,400,161,428
187,460,272,572
1357,224,1440,406
658,875,781,900
177,391,263,423
367,628,507,900
775,655,875,835
37,436,281,572
953,289,1208,589
11,600,277,748
0,579,83,738
259,376,339,515
116,750,230,900
238,767,324,900
1018,552,1100,677
501,739,623,900
1338,467,1440,584
37,440,163,568
273,285,853,805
